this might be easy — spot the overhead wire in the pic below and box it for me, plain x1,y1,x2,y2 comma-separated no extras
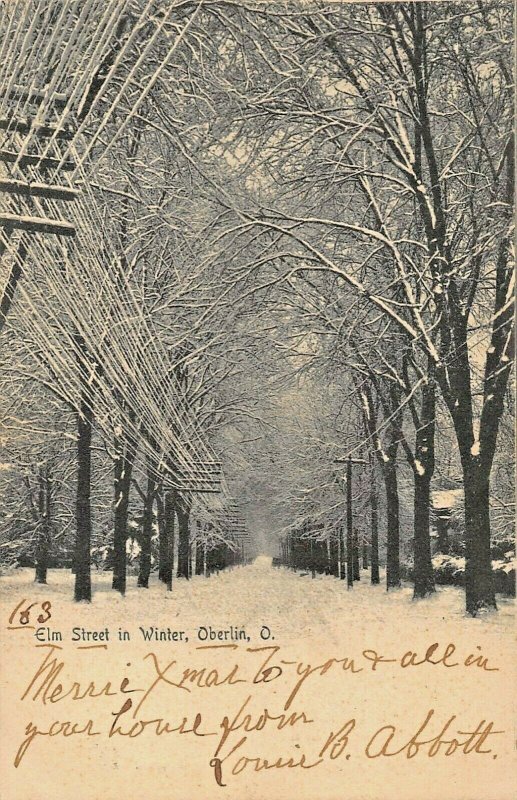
0,0,231,513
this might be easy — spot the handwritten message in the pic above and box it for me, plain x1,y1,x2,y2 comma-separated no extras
11,636,504,782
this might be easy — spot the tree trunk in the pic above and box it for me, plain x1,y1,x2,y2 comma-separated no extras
463,464,496,615
412,372,436,598
138,468,155,588
164,490,176,591
436,517,450,554
443,372,499,614
362,542,368,570
177,500,190,579
112,451,133,595
384,462,401,589
74,398,93,602
195,542,204,575
34,549,49,583
195,522,204,575
370,466,380,585
358,383,400,588
156,491,168,582
413,472,435,598
35,467,51,584
444,364,498,614
330,534,339,577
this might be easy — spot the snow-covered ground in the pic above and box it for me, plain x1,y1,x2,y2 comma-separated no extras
0,556,514,637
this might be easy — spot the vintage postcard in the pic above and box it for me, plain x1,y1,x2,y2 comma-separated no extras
0,1,515,798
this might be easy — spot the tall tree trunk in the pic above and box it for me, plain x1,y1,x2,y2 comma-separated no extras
164,490,176,591
330,534,339,577
412,371,436,598
384,462,401,589
112,450,133,595
443,359,498,614
362,542,368,570
35,467,51,584
195,542,204,575
138,467,155,588
176,500,190,579
358,382,401,588
370,463,380,585
413,472,435,598
463,463,496,615
156,491,168,582
442,375,499,614
74,397,93,602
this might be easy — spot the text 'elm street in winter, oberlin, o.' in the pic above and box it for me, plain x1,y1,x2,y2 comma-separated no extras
32,624,270,644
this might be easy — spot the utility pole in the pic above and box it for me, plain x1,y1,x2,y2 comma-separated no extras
0,91,78,336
